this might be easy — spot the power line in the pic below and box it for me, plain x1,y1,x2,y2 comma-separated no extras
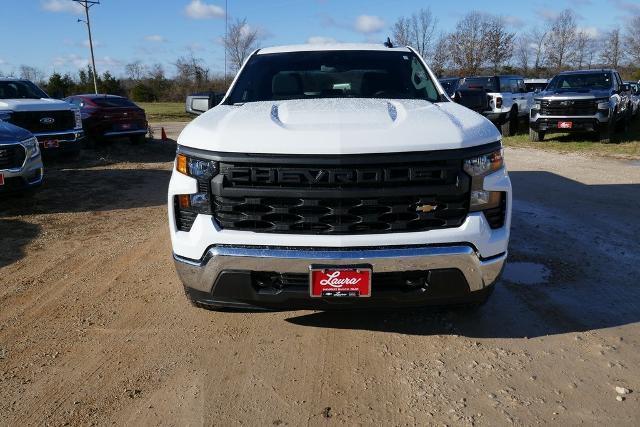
73,0,100,94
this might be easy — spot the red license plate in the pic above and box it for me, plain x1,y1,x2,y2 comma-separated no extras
42,139,60,148
0,172,4,186
310,266,372,298
558,121,573,129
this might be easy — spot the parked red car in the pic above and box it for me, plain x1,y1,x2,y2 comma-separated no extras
64,94,148,144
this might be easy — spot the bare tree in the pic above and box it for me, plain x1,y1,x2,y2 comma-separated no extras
223,18,261,72
515,34,531,74
529,27,547,74
392,8,438,59
430,33,451,77
573,30,595,69
625,15,640,66
392,16,411,47
448,12,488,76
483,16,515,73
19,65,45,83
125,61,147,81
544,10,577,72
601,28,624,69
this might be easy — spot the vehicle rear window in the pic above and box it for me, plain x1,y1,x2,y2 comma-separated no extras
458,77,498,92
546,73,612,90
91,97,137,108
225,50,442,104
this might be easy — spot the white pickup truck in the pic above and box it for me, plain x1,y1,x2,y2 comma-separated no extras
168,44,512,310
0,79,84,155
457,75,534,136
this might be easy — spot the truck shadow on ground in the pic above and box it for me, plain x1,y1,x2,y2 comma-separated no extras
286,170,640,339
0,219,41,269
0,138,174,217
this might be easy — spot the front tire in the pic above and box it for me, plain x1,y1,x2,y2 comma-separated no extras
529,128,544,142
599,120,615,143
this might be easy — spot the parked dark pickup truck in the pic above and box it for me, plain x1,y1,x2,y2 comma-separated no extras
529,69,633,143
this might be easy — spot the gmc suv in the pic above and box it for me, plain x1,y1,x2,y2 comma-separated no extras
169,44,512,310
529,69,632,143
0,79,84,155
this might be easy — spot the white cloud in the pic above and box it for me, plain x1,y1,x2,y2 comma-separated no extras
81,39,103,48
53,54,89,69
185,0,225,20
41,0,83,15
354,15,385,34
145,35,167,43
307,36,337,44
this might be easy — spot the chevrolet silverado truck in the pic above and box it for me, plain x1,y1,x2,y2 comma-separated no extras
0,79,84,155
0,121,43,194
169,44,512,310
457,75,533,136
529,69,632,143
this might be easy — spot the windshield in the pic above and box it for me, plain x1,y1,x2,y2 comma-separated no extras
0,80,49,99
225,50,442,104
458,77,498,92
547,73,613,91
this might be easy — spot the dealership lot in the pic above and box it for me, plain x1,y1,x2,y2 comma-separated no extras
0,124,639,425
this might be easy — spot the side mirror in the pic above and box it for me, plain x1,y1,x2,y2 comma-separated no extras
621,83,631,92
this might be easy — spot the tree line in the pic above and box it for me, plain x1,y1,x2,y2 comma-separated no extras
3,10,639,103
393,8,640,80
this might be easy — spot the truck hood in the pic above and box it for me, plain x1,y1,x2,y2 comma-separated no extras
538,89,612,99
178,98,500,155
0,121,32,142
0,98,73,112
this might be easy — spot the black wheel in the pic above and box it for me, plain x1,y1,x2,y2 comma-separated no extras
599,120,615,143
529,127,544,142
130,134,146,145
501,109,518,136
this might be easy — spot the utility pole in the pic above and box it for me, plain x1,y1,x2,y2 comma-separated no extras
224,0,228,86
73,0,100,94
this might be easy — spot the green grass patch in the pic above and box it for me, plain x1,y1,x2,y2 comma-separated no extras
138,102,192,122
503,117,640,159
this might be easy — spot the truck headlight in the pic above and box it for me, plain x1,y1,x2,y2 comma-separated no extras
463,149,503,177
176,153,219,179
464,148,504,212
73,109,83,129
596,98,610,110
20,136,40,159
533,101,541,110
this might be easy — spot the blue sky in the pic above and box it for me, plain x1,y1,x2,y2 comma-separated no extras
0,0,638,78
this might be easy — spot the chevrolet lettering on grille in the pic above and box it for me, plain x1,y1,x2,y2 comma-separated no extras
226,166,444,186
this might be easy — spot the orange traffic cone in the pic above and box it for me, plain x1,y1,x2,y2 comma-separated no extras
161,127,168,141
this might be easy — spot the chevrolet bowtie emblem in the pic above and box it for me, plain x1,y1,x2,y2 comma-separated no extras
416,204,438,213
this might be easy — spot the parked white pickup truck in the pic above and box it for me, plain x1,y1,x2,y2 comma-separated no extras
168,43,512,311
457,75,534,136
0,79,84,156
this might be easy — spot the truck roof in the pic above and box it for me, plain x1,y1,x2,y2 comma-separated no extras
257,43,411,55
557,69,616,75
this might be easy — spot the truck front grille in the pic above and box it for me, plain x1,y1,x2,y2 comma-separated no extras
204,149,486,235
9,110,75,133
540,99,597,116
0,144,26,169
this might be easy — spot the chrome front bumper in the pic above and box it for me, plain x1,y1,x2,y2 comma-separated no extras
174,245,507,294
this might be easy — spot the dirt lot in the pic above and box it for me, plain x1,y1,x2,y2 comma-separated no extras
1,123,639,425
